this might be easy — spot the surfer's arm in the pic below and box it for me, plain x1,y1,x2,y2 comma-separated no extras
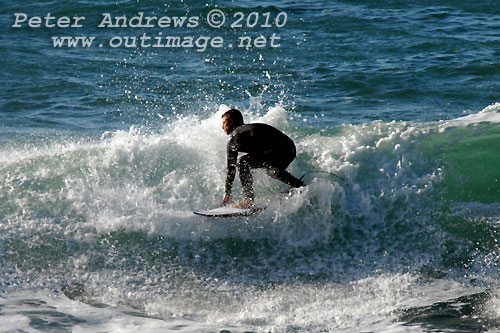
224,139,238,198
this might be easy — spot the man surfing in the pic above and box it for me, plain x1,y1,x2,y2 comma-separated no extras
221,108,305,208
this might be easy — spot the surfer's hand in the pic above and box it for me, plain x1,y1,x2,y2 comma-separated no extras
221,194,232,206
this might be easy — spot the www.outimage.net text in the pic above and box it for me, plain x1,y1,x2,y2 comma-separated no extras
11,11,287,51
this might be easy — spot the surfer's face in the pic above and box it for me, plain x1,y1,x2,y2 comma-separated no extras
222,117,234,134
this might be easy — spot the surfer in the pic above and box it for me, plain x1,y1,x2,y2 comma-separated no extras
221,108,305,208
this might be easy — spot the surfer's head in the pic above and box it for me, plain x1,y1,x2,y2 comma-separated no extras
222,108,243,134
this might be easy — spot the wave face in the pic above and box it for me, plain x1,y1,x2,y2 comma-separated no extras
1,104,499,331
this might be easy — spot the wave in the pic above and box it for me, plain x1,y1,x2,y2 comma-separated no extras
1,103,499,331
1,103,499,238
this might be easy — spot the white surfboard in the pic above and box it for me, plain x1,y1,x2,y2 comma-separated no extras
193,185,309,218
193,206,264,218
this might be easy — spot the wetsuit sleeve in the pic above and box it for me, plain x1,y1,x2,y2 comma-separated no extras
224,137,238,196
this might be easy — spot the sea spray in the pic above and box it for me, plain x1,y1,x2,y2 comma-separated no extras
1,105,499,332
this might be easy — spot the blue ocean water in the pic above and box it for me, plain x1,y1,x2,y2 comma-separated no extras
1,0,499,332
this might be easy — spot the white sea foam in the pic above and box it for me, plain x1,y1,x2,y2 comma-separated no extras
438,102,500,132
1,104,499,332
1,274,479,332
0,289,252,333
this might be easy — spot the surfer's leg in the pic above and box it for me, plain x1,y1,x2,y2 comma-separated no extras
237,154,256,200
264,145,305,188
266,168,305,188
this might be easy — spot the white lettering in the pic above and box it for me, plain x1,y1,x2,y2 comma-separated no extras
237,34,281,48
129,12,145,28
269,33,280,47
28,16,41,28
52,36,66,47
211,36,224,48
165,36,182,48
139,33,152,47
98,13,196,28
153,32,164,47
123,36,136,47
71,16,85,27
12,13,27,27
109,36,122,47
253,36,267,48
57,16,71,28
52,36,95,47
13,13,86,28
79,36,94,47
157,16,171,28
195,36,209,52
43,13,56,27
172,16,186,27
238,36,252,48
98,13,113,27
114,16,127,28
181,37,193,48
187,16,199,28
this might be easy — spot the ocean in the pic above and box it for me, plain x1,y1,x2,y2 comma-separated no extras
1,0,499,332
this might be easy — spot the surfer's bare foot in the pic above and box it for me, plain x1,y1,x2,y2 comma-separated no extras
221,194,233,206
231,199,254,209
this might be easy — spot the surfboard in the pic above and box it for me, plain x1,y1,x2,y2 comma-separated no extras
193,206,264,218
193,172,344,218
193,183,314,218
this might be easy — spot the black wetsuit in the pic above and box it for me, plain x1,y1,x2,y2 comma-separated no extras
225,123,304,200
